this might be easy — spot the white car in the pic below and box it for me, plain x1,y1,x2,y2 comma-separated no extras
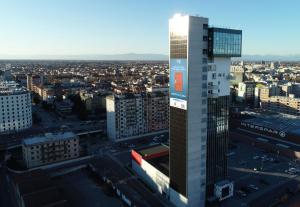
253,156,260,160
248,184,259,190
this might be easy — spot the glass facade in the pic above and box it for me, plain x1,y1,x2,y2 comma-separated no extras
170,32,187,59
169,20,188,196
209,28,242,57
206,96,229,196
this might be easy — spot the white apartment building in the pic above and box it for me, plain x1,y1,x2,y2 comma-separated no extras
0,81,32,134
22,131,79,168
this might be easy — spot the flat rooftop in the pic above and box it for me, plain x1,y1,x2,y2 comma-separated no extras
0,81,28,95
242,116,300,133
23,131,77,146
137,144,169,158
134,144,170,177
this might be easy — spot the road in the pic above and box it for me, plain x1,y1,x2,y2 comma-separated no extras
0,163,14,207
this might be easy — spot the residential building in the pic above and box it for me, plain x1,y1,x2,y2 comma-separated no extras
281,83,300,97
237,81,256,104
106,93,147,141
80,90,107,111
54,100,73,116
0,81,32,134
106,91,169,141
260,95,300,116
22,131,79,168
26,74,32,91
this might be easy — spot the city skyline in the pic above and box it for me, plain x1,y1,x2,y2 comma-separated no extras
1,0,300,60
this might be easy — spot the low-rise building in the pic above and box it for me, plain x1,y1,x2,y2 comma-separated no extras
261,95,300,116
8,170,69,207
54,100,73,116
22,131,79,168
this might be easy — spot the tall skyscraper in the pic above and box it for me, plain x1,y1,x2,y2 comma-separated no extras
206,27,242,197
169,14,209,207
131,13,242,207
169,14,242,207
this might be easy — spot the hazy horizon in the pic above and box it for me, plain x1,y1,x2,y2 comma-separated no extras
1,53,300,62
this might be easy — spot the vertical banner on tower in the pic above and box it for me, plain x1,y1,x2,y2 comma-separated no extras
170,58,187,110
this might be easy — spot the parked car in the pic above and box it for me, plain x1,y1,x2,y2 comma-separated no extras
248,184,259,190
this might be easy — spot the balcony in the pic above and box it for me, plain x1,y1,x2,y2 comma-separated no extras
208,92,219,98
207,64,217,72
208,85,218,90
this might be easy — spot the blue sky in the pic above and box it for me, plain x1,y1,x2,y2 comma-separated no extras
0,0,299,57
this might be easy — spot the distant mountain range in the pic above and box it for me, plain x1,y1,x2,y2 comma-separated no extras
235,54,300,61
1,53,300,61
0,53,169,61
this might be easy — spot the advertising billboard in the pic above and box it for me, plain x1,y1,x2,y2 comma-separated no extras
170,58,187,110
240,122,286,138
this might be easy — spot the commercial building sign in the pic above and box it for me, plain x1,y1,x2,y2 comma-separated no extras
241,122,286,138
170,58,187,110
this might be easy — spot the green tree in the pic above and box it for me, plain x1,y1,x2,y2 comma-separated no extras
32,93,41,105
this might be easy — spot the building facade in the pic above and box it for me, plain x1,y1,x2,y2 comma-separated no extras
22,132,79,168
80,90,107,112
106,91,169,141
169,14,241,207
261,95,300,116
237,81,256,104
169,14,209,207
206,27,241,198
146,91,169,132
0,81,32,134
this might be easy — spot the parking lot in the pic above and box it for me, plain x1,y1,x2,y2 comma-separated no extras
223,141,300,207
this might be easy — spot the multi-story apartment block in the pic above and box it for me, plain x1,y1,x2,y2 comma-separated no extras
0,81,32,134
145,91,169,132
80,90,107,111
260,94,300,116
41,86,55,101
106,91,169,141
281,83,300,97
237,81,256,104
22,131,80,168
